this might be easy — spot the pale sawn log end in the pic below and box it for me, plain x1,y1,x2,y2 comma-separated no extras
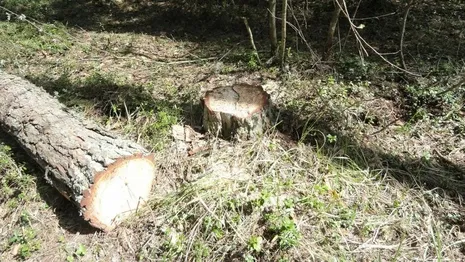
80,154,156,232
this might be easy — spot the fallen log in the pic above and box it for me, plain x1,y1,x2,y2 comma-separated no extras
0,71,156,232
202,84,273,139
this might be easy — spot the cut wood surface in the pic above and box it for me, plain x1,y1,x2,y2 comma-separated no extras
202,84,273,139
0,71,156,232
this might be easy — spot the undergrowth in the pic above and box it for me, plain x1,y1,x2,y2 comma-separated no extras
0,143,42,260
131,135,465,261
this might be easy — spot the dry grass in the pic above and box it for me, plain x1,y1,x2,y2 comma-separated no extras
3,128,465,261
131,134,465,261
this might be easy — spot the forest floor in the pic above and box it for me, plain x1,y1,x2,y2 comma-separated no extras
1,0,465,261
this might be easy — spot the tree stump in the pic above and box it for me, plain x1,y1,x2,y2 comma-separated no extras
202,84,273,139
0,71,156,232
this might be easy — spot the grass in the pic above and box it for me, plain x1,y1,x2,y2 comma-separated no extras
128,136,465,261
0,142,42,260
1,0,465,261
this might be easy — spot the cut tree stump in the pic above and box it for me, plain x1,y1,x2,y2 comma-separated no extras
0,71,156,232
202,84,273,139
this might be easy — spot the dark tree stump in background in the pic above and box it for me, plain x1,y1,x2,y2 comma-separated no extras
202,84,273,140
0,71,156,232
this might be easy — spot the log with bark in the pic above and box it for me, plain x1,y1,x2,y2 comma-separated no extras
0,71,156,232
202,84,273,140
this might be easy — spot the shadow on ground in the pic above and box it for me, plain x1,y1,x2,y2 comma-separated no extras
4,0,464,64
0,130,97,234
277,105,465,203
10,0,261,42
25,72,204,130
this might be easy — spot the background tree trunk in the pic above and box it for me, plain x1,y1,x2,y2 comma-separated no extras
269,0,278,55
400,0,415,69
324,0,342,60
0,71,157,232
280,0,288,67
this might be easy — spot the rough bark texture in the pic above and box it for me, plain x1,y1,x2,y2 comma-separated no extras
268,0,278,55
202,84,273,140
0,71,156,232
324,0,342,60
280,0,288,67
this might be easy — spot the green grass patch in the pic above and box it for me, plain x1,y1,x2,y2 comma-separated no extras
0,143,35,205
2,0,58,20
0,20,71,62
8,227,41,260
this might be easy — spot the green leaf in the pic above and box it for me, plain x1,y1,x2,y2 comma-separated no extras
76,244,87,256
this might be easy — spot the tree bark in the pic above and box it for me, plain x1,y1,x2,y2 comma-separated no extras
202,84,273,140
324,0,342,60
400,0,415,69
280,0,288,67
268,0,278,55
0,71,156,232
